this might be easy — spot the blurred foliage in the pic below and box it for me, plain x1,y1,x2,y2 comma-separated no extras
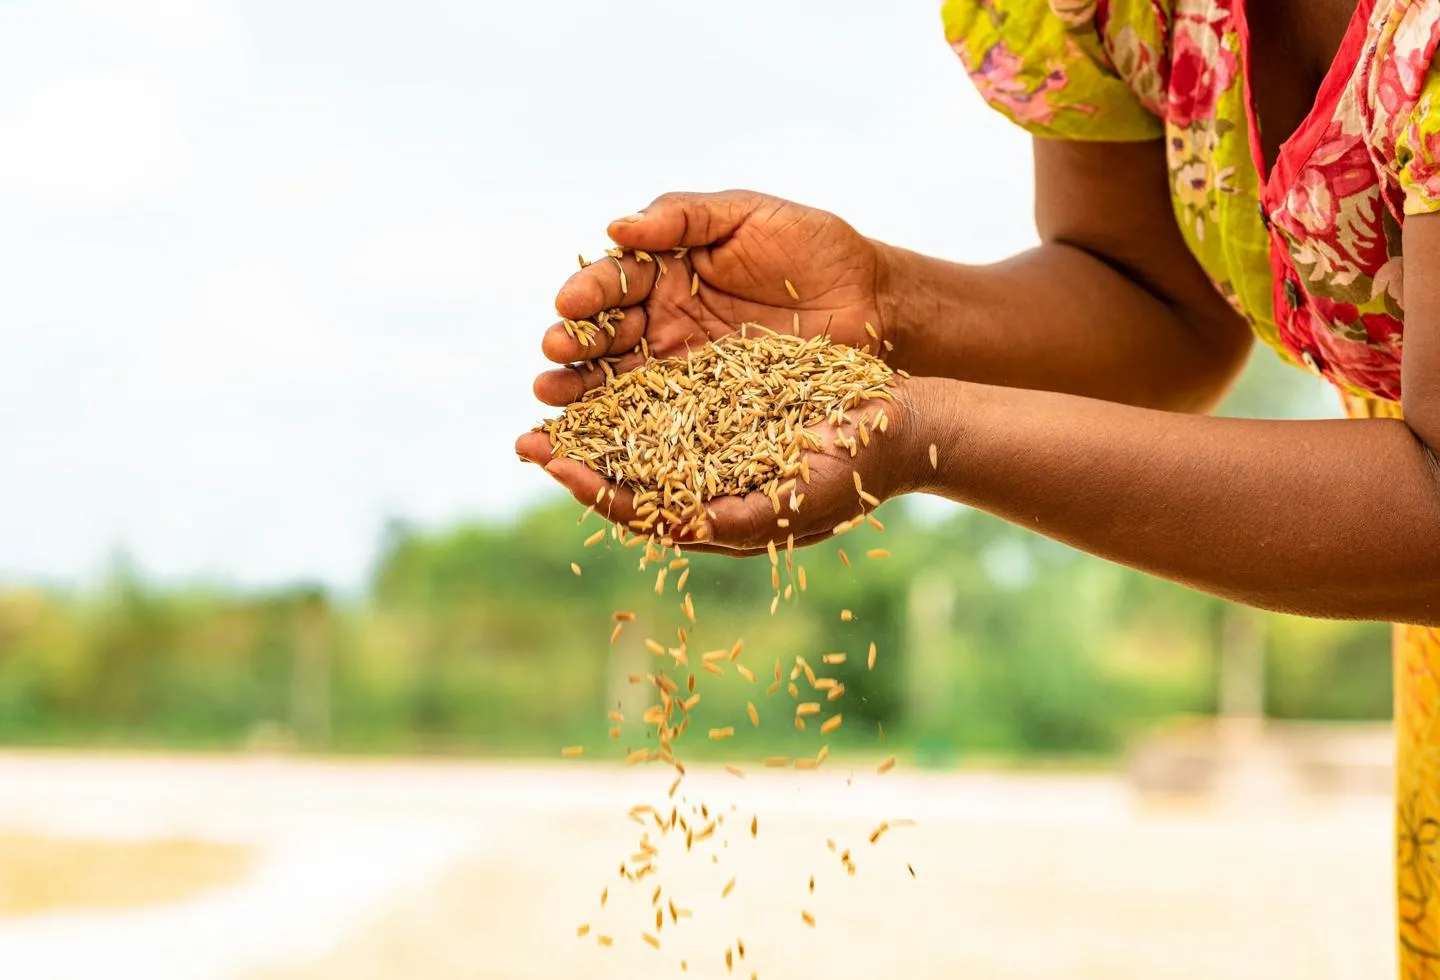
0,347,1392,760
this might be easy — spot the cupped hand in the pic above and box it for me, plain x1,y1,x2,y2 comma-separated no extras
533,190,889,407
515,391,916,557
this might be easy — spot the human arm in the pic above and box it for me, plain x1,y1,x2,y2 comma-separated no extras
534,140,1252,414
561,215,1439,625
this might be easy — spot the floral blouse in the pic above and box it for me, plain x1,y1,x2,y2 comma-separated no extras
942,0,1440,403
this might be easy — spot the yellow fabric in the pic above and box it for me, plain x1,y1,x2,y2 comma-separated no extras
1345,393,1440,975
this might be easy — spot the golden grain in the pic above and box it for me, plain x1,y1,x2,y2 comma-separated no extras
877,756,897,774
784,279,799,300
562,746,584,757
821,714,843,734
929,443,938,469
840,609,853,622
747,701,760,727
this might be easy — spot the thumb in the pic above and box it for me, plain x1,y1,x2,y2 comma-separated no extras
607,190,768,251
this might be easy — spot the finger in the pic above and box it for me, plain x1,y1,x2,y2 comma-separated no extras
675,530,830,559
557,253,662,320
532,351,647,407
515,430,555,466
541,307,648,365
607,190,767,252
544,459,641,527
698,490,794,551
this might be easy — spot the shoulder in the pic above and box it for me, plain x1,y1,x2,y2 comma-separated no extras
942,0,1171,140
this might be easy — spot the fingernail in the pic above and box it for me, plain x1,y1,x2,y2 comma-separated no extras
615,213,644,224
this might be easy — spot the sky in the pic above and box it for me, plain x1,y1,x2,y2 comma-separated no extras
0,0,1045,590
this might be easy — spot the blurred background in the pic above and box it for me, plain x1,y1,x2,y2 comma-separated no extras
0,1,1396,978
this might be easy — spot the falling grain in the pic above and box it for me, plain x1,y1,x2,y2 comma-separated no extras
597,935,613,947
868,641,877,669
821,714,843,734
801,910,816,928
877,756,897,774
840,609,853,622
725,764,746,779
736,663,755,683
584,529,606,547
570,562,582,576
822,653,846,665
929,443,938,469
722,876,737,898
708,726,735,740
691,272,700,297
562,746,584,757
747,701,760,727
839,548,851,568
784,279,799,300
762,756,789,768
642,932,661,950
866,548,890,560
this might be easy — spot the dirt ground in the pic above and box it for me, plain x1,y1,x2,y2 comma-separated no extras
242,764,1397,980
0,834,252,918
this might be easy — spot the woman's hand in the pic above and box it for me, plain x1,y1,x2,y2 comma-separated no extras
533,190,890,407
516,385,921,556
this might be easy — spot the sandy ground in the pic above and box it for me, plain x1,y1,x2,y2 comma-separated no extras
0,754,1399,980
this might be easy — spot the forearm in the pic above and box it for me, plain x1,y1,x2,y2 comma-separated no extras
900,377,1440,625
876,241,1248,413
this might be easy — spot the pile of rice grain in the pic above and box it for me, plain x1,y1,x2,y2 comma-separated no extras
544,304,914,974
542,330,896,541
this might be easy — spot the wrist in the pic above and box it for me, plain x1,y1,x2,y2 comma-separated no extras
886,374,959,498
870,239,916,362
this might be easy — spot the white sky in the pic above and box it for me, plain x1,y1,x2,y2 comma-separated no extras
0,0,1039,590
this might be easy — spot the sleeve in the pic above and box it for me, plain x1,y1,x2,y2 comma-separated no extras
941,0,1168,142
1386,6,1440,214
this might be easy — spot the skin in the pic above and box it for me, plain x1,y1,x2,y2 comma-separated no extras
517,3,1440,626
